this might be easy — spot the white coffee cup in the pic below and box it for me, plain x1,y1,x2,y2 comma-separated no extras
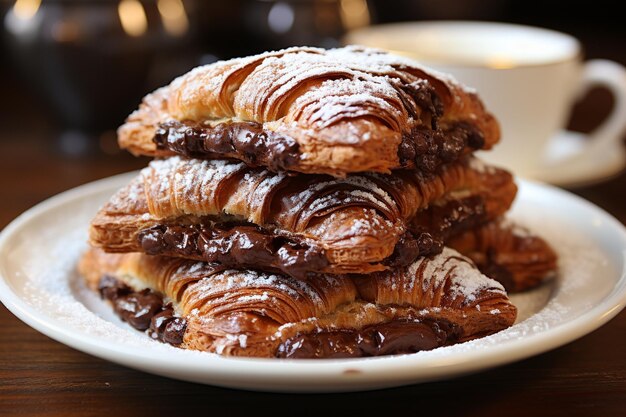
345,21,626,184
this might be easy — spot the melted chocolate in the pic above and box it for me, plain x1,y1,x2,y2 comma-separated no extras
400,80,444,128
386,231,443,267
138,222,329,280
412,195,488,242
98,275,187,346
136,194,488,280
139,221,442,278
98,274,131,300
398,123,485,171
153,85,480,175
97,278,462,358
154,120,300,172
149,307,188,345
478,248,516,291
276,318,461,359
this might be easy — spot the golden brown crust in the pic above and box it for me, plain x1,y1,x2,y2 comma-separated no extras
79,247,516,358
88,157,517,274
447,219,558,292
118,46,499,176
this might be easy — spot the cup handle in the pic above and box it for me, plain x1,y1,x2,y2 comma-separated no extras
563,59,626,156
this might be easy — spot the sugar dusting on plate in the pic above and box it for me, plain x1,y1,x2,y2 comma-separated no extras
21,228,181,353
19,208,611,360
410,210,612,358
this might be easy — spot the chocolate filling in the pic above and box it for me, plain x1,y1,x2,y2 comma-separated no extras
138,221,443,279
153,81,481,174
385,231,443,267
398,122,485,171
399,79,444,128
136,194,488,279
275,318,461,359
154,120,300,172
98,275,187,346
138,222,330,280
473,248,517,291
411,194,488,242
97,277,461,358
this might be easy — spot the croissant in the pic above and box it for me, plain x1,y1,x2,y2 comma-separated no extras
118,46,499,176
89,156,517,277
447,219,558,291
79,247,517,358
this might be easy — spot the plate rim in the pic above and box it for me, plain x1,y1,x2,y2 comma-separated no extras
1,174,626,391
523,132,626,188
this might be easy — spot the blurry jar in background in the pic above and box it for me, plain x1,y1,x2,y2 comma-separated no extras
245,0,374,50
3,0,200,155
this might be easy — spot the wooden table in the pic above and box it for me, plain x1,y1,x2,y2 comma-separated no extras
1,131,625,416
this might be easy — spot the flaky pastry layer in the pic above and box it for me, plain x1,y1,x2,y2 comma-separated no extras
118,46,499,176
79,247,516,358
448,219,558,292
89,157,517,275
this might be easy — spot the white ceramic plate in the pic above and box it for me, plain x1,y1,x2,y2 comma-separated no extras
477,130,626,188
525,130,626,187
1,174,625,393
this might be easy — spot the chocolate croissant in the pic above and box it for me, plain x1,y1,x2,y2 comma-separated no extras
79,247,517,358
447,219,558,291
118,46,499,176
89,156,517,277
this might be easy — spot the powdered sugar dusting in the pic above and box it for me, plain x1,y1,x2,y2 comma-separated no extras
186,269,326,314
279,174,398,231
19,229,181,352
468,157,496,174
195,270,300,300
405,247,505,305
443,251,506,302
408,209,615,358
173,45,476,144
145,156,246,218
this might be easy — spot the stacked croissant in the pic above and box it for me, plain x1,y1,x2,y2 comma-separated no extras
79,46,557,358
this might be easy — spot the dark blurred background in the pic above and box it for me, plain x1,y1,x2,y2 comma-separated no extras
1,0,624,157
